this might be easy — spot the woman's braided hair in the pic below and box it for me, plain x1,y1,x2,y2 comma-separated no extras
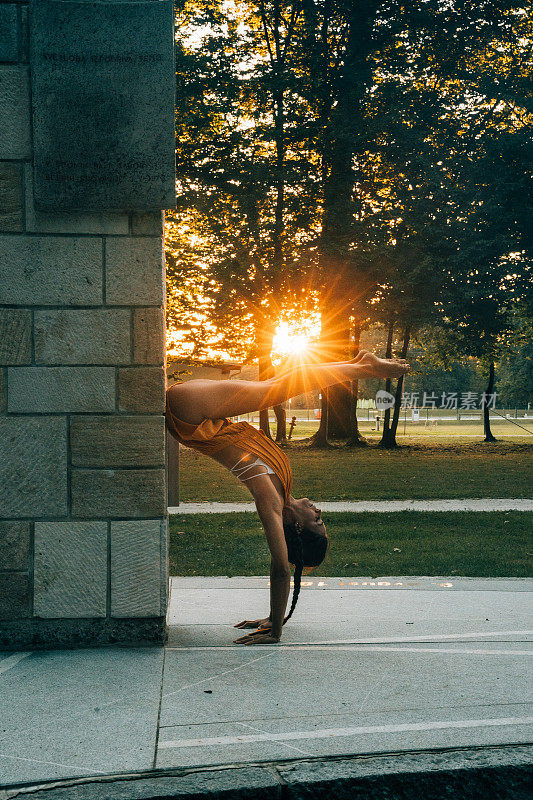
282,515,328,624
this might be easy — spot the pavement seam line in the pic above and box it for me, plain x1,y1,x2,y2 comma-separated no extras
0,752,109,775
157,716,533,750
3,744,532,797
152,647,166,770
260,645,533,655
236,721,314,758
0,653,31,676
156,701,533,730
165,629,533,650
161,651,277,699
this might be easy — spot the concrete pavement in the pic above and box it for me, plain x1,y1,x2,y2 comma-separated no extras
1,576,532,793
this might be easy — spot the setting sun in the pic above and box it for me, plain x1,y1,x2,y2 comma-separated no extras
272,316,321,363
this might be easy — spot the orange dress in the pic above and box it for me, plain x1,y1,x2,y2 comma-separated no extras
165,396,293,505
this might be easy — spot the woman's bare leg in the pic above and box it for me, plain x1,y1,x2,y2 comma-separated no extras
264,352,408,408
168,379,273,424
167,351,409,424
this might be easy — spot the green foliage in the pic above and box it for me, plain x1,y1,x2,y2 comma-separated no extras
168,0,322,362
167,0,532,389
497,309,533,405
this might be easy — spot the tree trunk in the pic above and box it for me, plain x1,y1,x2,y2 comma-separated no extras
256,0,290,440
257,324,274,438
274,403,287,442
259,397,271,436
380,324,410,448
390,326,411,440
271,60,285,443
311,391,330,447
326,387,352,439
310,3,375,447
379,319,394,445
309,303,350,447
323,308,352,439
346,324,368,446
483,361,497,442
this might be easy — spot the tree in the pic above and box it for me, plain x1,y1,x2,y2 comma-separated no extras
294,0,380,445
368,0,533,445
497,305,533,408
169,0,321,435
167,0,531,452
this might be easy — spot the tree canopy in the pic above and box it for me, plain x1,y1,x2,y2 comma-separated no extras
166,0,532,440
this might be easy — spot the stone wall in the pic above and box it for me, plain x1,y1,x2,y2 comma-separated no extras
0,0,169,648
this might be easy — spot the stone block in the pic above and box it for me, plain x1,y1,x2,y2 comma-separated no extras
34,522,107,618
0,522,30,570
160,516,169,613
118,367,166,412
106,238,165,306
0,416,67,517
0,308,31,365
34,309,131,365
7,366,115,412
25,166,130,234
0,235,102,305
0,66,31,158
131,211,164,236
133,306,165,365
0,368,6,412
20,5,29,62
0,616,166,649
70,415,165,467
71,469,166,518
7,767,281,800
111,519,163,617
0,6,18,62
30,0,176,211
0,573,31,620
0,162,23,232
277,749,533,800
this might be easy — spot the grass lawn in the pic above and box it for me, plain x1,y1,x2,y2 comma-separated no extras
169,511,533,577
244,415,533,441
288,421,533,440
177,440,533,502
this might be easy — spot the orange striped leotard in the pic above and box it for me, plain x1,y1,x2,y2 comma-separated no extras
165,395,293,505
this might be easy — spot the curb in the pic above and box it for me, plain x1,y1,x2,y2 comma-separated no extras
3,744,532,800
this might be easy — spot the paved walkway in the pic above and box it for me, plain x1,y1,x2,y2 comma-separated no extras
169,498,533,514
1,576,532,790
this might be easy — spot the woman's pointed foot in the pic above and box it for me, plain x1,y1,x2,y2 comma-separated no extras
357,352,410,379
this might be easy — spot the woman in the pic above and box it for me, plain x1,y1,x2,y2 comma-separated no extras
166,349,410,645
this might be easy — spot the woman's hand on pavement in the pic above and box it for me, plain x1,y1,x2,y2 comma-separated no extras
234,617,271,630
233,629,280,645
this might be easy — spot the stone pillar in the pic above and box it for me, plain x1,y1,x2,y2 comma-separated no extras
0,1,171,648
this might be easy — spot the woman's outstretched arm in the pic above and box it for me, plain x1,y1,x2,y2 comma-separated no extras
168,351,409,425
234,481,290,645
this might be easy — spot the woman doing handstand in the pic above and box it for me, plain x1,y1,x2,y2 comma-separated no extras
165,349,410,645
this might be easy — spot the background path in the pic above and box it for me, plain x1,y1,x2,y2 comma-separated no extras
169,498,533,514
